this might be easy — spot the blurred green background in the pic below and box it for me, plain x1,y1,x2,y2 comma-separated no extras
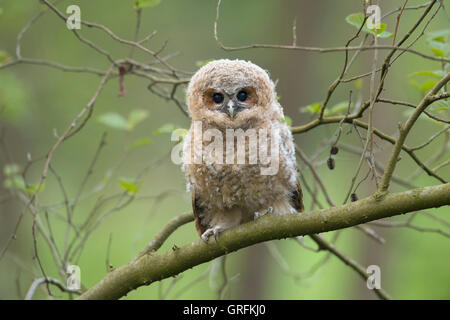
0,0,449,299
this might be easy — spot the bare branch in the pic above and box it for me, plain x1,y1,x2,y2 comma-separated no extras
309,234,390,300
25,277,80,300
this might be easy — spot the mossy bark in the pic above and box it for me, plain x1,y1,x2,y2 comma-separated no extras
79,183,450,300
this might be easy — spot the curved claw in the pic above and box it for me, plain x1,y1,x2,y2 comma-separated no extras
253,206,273,220
201,229,212,242
213,227,221,242
201,226,223,243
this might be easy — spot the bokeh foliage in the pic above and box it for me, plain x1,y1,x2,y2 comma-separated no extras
0,0,448,299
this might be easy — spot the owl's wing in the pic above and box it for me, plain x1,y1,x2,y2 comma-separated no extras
192,186,207,236
290,174,305,212
278,122,305,213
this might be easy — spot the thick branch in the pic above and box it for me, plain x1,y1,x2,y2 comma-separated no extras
79,183,450,300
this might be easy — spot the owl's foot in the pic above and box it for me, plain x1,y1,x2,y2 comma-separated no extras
201,226,223,243
253,206,273,220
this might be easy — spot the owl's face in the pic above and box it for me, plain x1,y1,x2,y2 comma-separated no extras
187,59,283,128
203,86,258,120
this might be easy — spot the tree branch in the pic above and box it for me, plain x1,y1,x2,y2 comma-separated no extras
25,277,80,300
134,212,194,259
79,183,450,299
379,73,450,192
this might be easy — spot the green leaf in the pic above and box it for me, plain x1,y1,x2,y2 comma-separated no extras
420,80,438,92
409,78,440,93
98,113,128,130
300,102,322,115
346,13,365,29
377,30,394,38
12,176,26,190
282,116,292,126
431,47,445,57
355,79,363,89
99,110,149,131
0,50,12,65
126,109,149,130
153,123,176,135
409,70,444,78
367,23,386,34
3,164,21,176
430,100,449,112
425,29,450,43
425,30,449,58
302,101,353,117
119,178,141,195
3,164,45,194
129,137,152,150
26,181,45,195
345,13,393,38
134,0,161,9
3,175,26,191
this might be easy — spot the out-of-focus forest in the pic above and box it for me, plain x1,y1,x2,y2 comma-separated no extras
0,0,449,299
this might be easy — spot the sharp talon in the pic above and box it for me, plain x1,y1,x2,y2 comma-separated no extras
201,228,214,242
213,226,222,242
201,226,223,242
254,207,274,220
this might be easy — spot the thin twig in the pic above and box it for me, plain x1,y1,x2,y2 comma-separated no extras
309,234,391,300
25,277,80,300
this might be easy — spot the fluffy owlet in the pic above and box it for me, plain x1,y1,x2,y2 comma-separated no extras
182,59,304,241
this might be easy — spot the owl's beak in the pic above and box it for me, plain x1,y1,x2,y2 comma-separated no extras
226,100,237,119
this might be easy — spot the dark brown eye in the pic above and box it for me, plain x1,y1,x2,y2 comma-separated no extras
212,92,224,104
237,90,247,102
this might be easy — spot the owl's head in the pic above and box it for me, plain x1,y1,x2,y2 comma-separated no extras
187,59,283,128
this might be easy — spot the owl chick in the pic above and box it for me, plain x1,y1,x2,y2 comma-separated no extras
182,59,304,242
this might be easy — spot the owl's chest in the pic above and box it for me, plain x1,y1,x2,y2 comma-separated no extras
183,120,297,210
191,162,290,211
